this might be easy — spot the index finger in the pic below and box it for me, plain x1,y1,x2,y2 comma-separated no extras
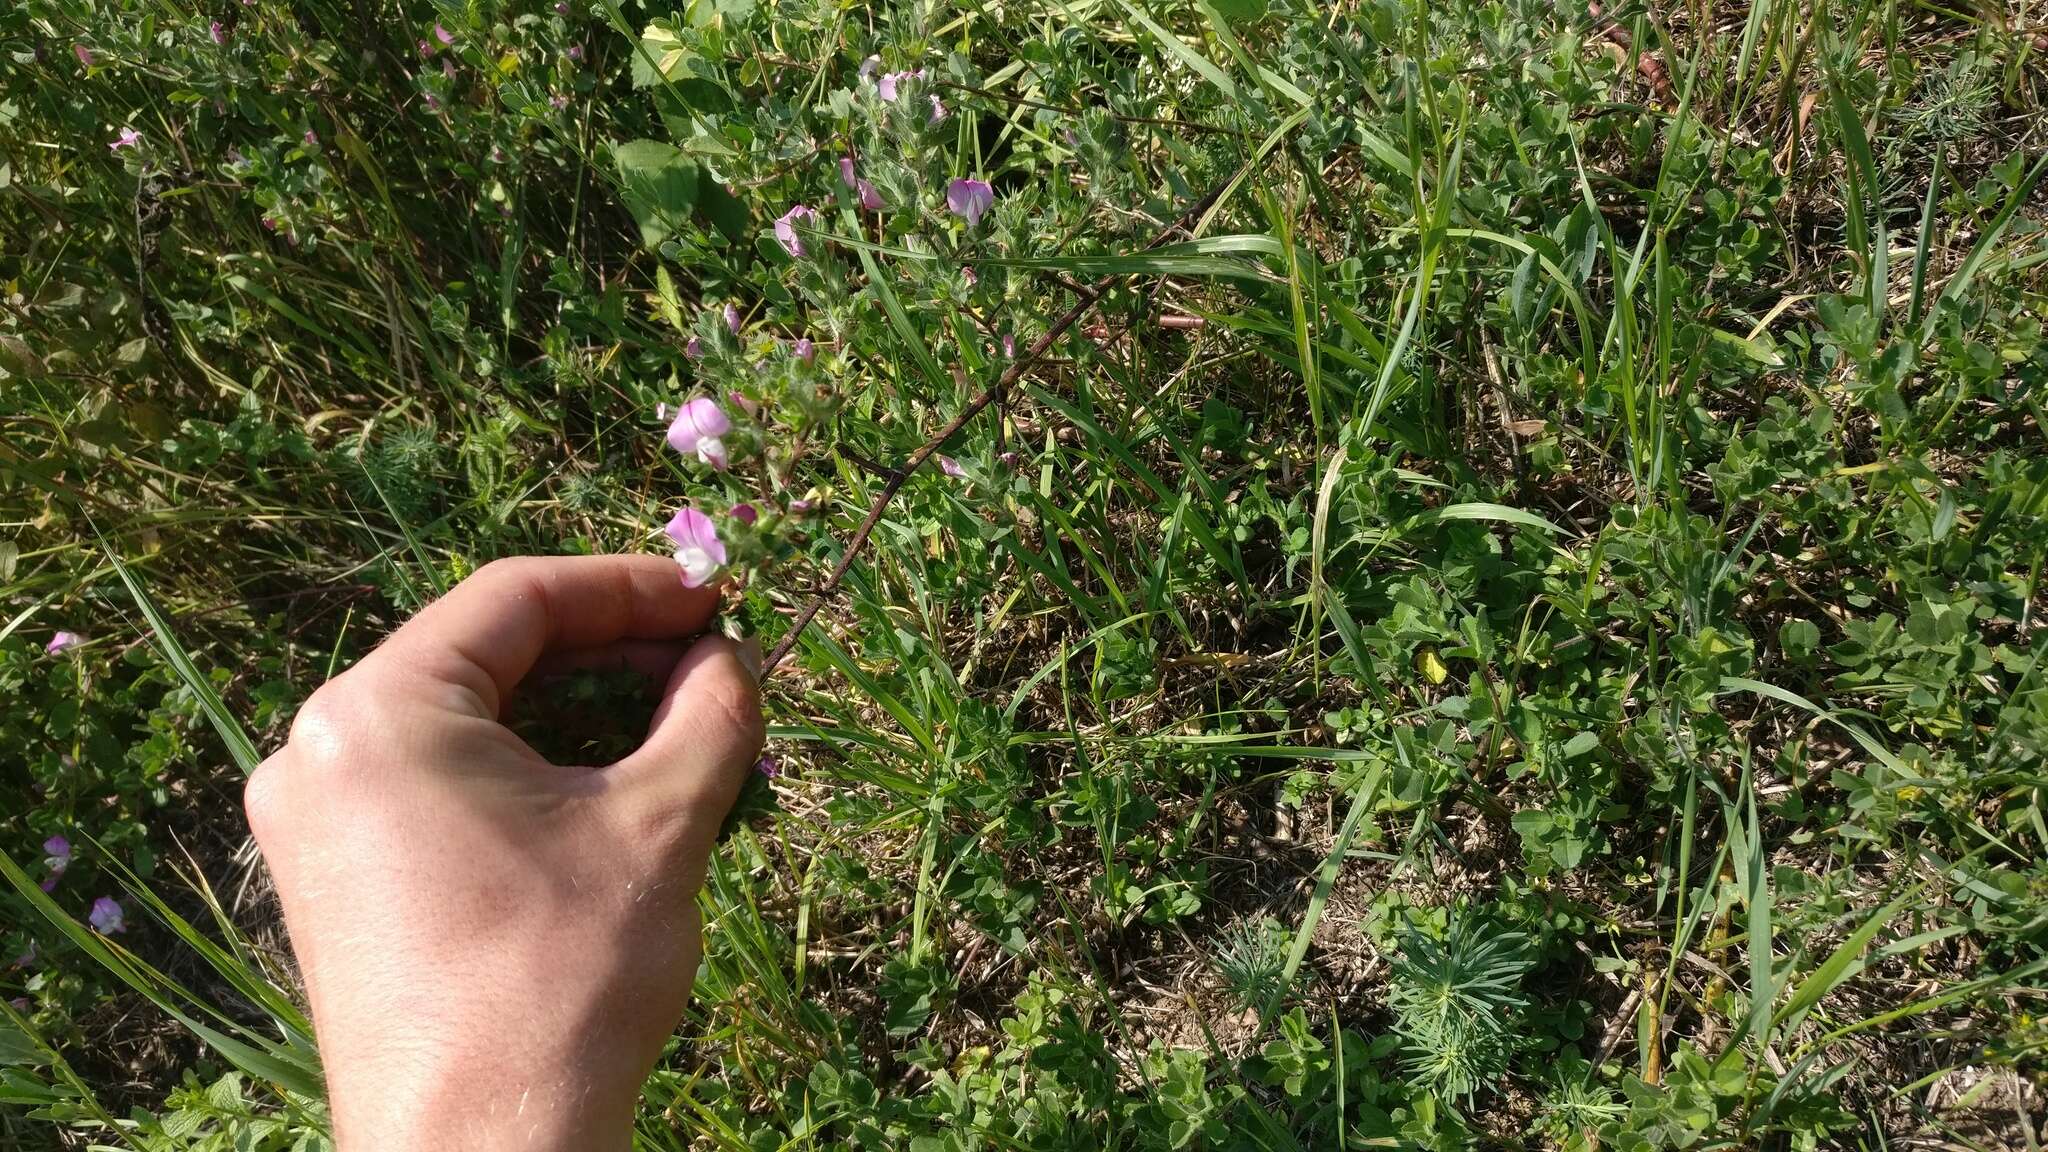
366,554,721,718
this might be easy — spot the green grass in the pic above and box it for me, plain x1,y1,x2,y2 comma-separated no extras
5,0,2048,1148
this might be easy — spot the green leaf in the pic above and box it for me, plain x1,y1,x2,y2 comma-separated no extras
612,139,699,248
1207,0,1268,23
630,21,693,88
1408,501,1565,536
1113,0,1241,103
107,552,261,774
1774,881,1924,1034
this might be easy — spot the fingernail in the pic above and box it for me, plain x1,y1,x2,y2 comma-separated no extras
738,636,763,682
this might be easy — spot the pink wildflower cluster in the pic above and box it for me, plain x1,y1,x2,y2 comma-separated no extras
657,59,1003,592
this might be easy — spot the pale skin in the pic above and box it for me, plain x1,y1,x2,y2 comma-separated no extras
244,555,765,1151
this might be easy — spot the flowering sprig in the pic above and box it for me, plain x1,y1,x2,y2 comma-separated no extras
638,56,1221,632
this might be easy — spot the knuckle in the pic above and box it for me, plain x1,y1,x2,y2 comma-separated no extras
282,672,399,785
285,689,352,759
242,758,289,841
472,555,541,590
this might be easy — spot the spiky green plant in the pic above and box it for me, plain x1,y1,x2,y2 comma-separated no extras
1532,1051,1624,1151
1212,915,1292,1012
1386,910,1534,1103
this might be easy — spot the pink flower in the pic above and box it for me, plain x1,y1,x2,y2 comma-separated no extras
1002,333,1016,358
963,266,978,288
567,44,583,61
929,95,947,123
794,337,815,364
666,396,731,469
938,455,966,478
435,23,454,45
73,44,93,67
303,129,318,146
732,503,758,525
108,129,140,153
46,631,82,654
857,179,883,211
774,204,816,258
441,57,456,79
789,497,814,513
727,389,761,417
664,508,727,588
210,21,226,44
755,755,781,778
88,897,125,934
946,178,994,227
724,302,742,333
839,156,857,188
419,38,433,57
685,335,703,359
39,836,70,892
878,69,922,102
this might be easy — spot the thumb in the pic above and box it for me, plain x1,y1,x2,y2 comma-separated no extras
608,634,765,848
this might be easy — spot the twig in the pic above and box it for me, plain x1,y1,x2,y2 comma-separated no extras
760,176,1234,676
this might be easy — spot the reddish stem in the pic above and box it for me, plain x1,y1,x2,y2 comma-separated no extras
760,177,1231,677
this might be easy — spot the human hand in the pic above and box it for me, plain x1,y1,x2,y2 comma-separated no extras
244,555,764,1151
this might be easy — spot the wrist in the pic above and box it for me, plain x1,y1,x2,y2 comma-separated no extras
328,1045,635,1152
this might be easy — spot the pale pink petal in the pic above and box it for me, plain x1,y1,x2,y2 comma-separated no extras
945,178,994,227
666,396,731,455
773,204,815,258
88,897,124,934
664,508,727,587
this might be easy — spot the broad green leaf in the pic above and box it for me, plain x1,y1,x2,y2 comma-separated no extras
612,139,699,248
